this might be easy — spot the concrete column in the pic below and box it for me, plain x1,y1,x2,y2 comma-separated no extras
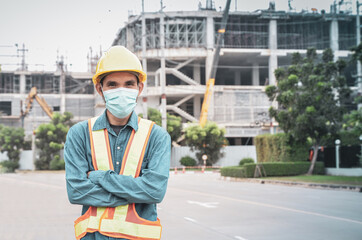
127,25,135,51
234,70,241,85
193,63,201,119
205,49,214,81
193,63,201,84
19,73,26,94
252,63,259,86
205,16,215,82
142,12,148,119
330,19,339,52
193,95,201,119
268,19,277,86
206,16,214,49
160,14,167,130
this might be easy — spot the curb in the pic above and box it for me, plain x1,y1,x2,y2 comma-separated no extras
220,177,362,192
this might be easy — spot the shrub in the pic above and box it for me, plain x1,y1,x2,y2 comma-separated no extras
180,156,197,167
220,162,325,178
49,155,65,170
0,160,20,173
239,158,254,166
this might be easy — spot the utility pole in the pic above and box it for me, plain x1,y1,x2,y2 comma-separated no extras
16,43,28,71
142,0,148,119
357,0,362,101
59,56,66,114
160,3,167,130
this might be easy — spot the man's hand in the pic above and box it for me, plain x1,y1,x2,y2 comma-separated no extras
87,171,91,178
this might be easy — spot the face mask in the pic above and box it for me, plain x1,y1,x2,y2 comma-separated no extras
102,87,139,119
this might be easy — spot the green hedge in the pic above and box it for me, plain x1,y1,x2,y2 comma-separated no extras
239,158,254,166
255,133,309,162
0,160,19,173
220,162,325,178
180,156,197,167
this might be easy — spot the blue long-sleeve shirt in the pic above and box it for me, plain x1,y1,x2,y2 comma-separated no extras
64,111,171,240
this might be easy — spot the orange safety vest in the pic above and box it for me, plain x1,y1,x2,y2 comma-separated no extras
74,116,162,240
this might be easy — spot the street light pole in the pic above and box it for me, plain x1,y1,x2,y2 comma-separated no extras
357,1,362,104
141,0,148,119
335,139,341,169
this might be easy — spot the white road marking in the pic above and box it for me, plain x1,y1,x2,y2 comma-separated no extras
184,217,197,223
0,175,63,190
235,236,248,240
170,187,362,226
187,200,219,208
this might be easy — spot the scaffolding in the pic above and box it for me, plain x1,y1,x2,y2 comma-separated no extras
217,15,269,49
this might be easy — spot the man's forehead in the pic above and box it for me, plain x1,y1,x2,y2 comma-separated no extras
103,72,138,82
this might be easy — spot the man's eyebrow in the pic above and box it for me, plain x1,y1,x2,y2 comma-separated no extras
106,80,117,85
125,79,137,84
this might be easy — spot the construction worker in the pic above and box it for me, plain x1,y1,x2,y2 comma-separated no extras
64,46,171,240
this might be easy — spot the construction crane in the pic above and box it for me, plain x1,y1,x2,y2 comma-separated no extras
199,0,232,127
20,87,53,127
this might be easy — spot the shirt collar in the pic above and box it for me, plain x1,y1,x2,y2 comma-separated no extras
92,110,139,132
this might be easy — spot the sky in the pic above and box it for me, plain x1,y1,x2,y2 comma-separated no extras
0,0,346,72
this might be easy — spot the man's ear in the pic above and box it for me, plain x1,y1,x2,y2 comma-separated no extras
95,83,104,98
138,82,144,97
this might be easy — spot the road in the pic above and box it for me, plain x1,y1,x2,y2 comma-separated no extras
0,172,361,240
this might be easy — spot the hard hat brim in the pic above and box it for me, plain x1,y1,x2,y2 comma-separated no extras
92,69,147,84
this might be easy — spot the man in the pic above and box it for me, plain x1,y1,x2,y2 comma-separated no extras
64,46,171,240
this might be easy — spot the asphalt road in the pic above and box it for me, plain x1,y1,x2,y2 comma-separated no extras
0,172,361,240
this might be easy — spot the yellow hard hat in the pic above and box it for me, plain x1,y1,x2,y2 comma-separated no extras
92,46,146,84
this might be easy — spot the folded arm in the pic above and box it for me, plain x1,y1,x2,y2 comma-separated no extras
64,125,128,208
88,128,171,204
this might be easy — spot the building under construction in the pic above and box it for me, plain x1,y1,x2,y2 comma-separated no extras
109,1,359,145
0,1,360,145
0,60,94,136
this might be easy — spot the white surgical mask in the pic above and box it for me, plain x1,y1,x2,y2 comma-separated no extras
102,87,139,119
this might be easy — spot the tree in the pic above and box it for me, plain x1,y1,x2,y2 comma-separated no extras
35,112,73,170
351,42,362,64
0,125,25,172
340,108,362,145
140,108,182,143
266,48,351,175
185,122,227,166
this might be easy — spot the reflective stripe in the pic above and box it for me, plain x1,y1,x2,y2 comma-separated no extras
74,116,161,240
101,218,162,239
123,119,153,177
75,208,107,236
89,117,113,171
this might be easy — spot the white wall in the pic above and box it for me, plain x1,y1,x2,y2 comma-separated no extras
171,146,257,168
0,150,34,170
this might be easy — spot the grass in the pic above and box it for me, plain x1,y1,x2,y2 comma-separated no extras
262,175,362,186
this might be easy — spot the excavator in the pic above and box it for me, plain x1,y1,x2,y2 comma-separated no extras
20,87,53,127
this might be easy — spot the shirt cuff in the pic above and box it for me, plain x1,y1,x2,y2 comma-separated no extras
88,170,106,185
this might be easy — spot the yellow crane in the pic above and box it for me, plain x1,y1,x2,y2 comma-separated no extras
21,87,53,127
199,0,231,127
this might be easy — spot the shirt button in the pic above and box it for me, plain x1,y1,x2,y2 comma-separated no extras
117,146,120,150
116,162,120,165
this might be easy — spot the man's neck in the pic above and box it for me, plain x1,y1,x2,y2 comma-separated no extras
106,110,131,126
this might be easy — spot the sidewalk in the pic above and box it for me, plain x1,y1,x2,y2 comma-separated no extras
221,176,362,192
